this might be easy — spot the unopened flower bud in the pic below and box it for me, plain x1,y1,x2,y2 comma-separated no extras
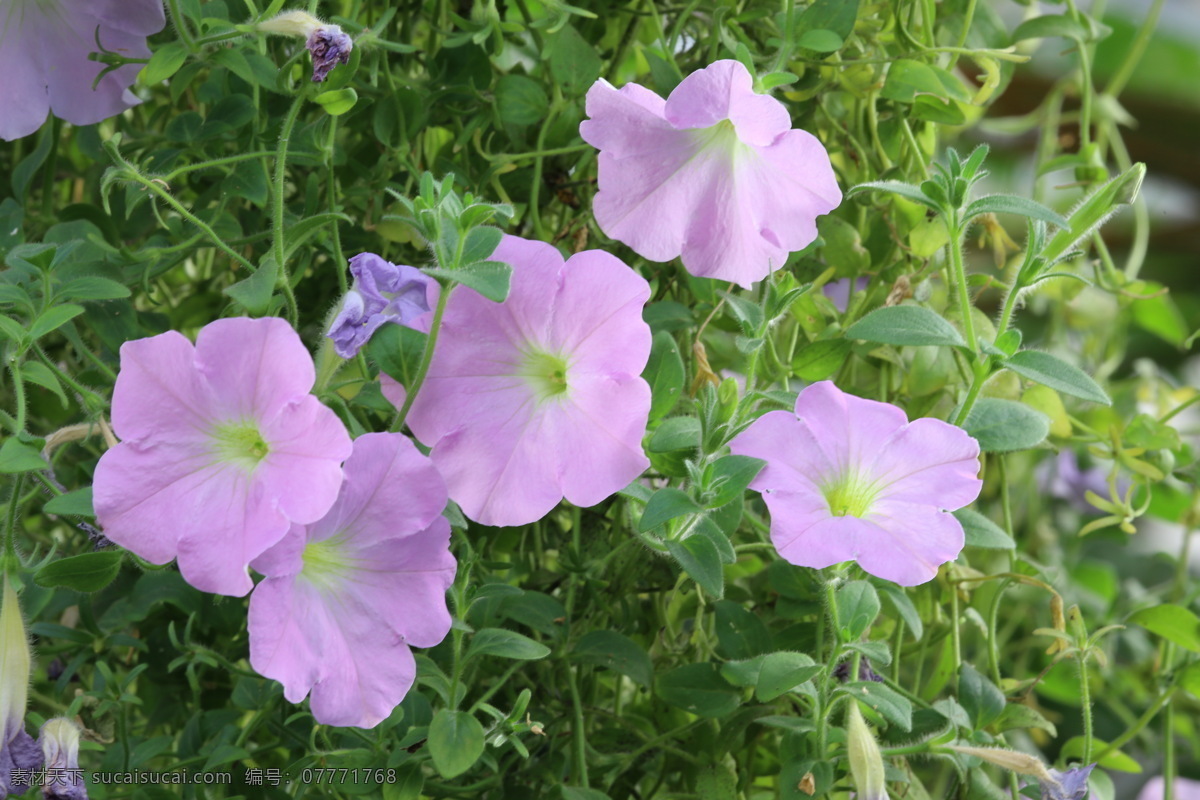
1,578,44,796
845,700,888,800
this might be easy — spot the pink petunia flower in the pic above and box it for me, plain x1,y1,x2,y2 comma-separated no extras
579,59,842,289
402,234,652,527
93,317,352,597
729,381,982,586
248,433,455,728
0,0,166,141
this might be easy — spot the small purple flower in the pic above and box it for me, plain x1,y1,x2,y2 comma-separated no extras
248,433,455,728
1040,764,1095,800
0,0,166,141
729,381,982,586
1040,450,1124,513
327,253,438,358
307,27,353,82
93,318,353,597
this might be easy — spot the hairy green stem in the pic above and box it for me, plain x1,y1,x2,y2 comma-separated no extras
273,95,306,324
392,286,451,430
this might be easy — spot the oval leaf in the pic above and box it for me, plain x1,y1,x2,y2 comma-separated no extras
963,398,1049,452
35,550,123,593
1003,350,1110,405
428,709,485,779
846,306,966,348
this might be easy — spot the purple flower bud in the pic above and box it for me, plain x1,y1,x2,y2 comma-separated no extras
1040,764,1095,800
39,719,87,800
326,254,438,358
306,26,353,82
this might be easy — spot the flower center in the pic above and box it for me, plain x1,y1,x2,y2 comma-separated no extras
691,118,749,164
300,535,354,590
521,350,571,402
822,471,879,518
210,422,270,473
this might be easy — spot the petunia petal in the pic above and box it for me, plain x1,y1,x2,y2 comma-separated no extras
857,500,966,586
195,317,317,421
870,417,982,510
664,59,791,146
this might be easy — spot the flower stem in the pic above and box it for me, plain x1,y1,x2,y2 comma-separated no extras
4,474,24,563
1078,651,1094,763
273,94,307,325
393,286,452,431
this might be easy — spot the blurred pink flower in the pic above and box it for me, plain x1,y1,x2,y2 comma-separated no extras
730,381,982,586
93,318,352,597
580,59,842,288
0,0,165,141
248,433,455,728
404,234,652,526
1138,777,1200,800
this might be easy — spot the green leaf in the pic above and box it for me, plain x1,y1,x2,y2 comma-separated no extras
964,195,1069,229
957,663,1006,729
667,533,725,599
656,663,742,718
911,95,966,125
549,25,602,92
572,630,653,687
846,305,966,348
649,416,701,453
797,28,844,52
44,488,95,518
20,361,67,407
963,398,1049,452
837,682,912,731
425,261,512,303
1012,14,1097,43
223,159,269,206
35,550,123,593
57,277,131,302
836,580,880,640
994,703,1057,736
881,59,947,103
314,88,359,116
224,257,277,316
495,75,549,126
706,455,764,509
561,789,611,800
0,315,26,343
0,439,46,473
792,338,852,381
953,508,1015,549
29,304,85,340
795,0,859,39
466,628,551,661
639,488,701,532
459,227,503,265
428,710,485,779
141,42,189,85
754,652,821,702
876,582,923,640
1128,604,1200,652
849,180,941,211
645,332,685,422
283,213,354,261
1003,350,1111,405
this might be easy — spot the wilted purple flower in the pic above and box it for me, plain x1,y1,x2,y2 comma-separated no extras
730,381,982,586
834,658,883,683
579,60,842,288
307,27,353,82
93,318,352,597
1040,764,1095,800
326,253,438,358
248,433,455,728
39,719,87,800
0,0,166,141
1,579,43,797
257,10,353,83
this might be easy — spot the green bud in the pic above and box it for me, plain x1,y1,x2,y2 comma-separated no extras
845,700,888,800
1041,163,1145,267
0,578,31,737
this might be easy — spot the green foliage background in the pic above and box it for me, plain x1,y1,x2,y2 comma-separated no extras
1,0,1198,799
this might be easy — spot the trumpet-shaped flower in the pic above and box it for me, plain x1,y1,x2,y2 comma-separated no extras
327,253,438,358
93,317,352,597
0,0,166,141
248,433,455,728
729,381,982,586
579,59,842,288
39,718,86,800
405,235,652,527
1,579,42,797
